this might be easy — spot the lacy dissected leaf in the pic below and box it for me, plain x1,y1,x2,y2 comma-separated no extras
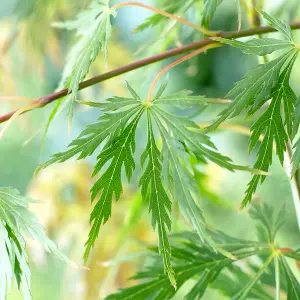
37,94,142,171
242,51,298,206
38,85,263,285
207,12,299,205
202,0,224,27
84,108,144,260
212,37,293,56
152,105,256,173
207,49,295,131
105,226,273,300
106,200,300,300
54,0,116,122
106,241,232,299
139,113,176,286
38,86,144,261
152,111,215,249
0,187,66,300
134,0,196,33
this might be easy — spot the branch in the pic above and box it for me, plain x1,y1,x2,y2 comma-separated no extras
112,1,216,36
1,21,300,124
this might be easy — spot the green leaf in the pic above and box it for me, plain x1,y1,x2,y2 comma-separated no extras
152,111,215,249
106,245,232,299
39,85,266,286
152,105,257,173
0,187,66,300
106,228,271,300
207,50,295,132
139,111,176,286
84,107,144,260
37,94,142,172
54,0,116,123
280,256,300,300
260,11,293,42
202,0,224,27
38,86,144,261
212,37,293,56
242,51,298,206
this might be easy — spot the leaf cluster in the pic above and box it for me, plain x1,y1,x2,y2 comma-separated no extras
38,83,257,285
208,11,300,206
0,187,66,300
107,203,300,300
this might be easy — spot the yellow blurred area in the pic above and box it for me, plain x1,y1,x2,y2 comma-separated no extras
27,162,156,299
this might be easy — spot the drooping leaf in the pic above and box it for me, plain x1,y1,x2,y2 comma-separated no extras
84,108,144,260
38,86,144,261
0,187,66,300
152,111,215,249
207,12,299,206
242,51,298,206
39,85,264,285
54,0,116,123
139,112,176,286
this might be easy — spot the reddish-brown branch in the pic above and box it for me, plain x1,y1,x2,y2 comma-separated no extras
1,21,300,124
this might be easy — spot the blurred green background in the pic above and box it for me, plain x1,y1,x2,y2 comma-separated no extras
1,0,300,299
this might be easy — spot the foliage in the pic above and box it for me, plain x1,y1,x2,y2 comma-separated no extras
107,203,300,300
2,0,300,299
53,0,116,125
208,11,300,206
37,83,258,285
0,187,66,300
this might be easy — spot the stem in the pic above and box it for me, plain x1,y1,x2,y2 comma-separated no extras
1,21,300,124
147,43,221,102
274,255,280,300
112,1,216,36
285,142,300,232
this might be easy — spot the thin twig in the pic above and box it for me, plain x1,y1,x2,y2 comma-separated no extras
147,43,221,102
1,21,300,124
112,1,216,36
